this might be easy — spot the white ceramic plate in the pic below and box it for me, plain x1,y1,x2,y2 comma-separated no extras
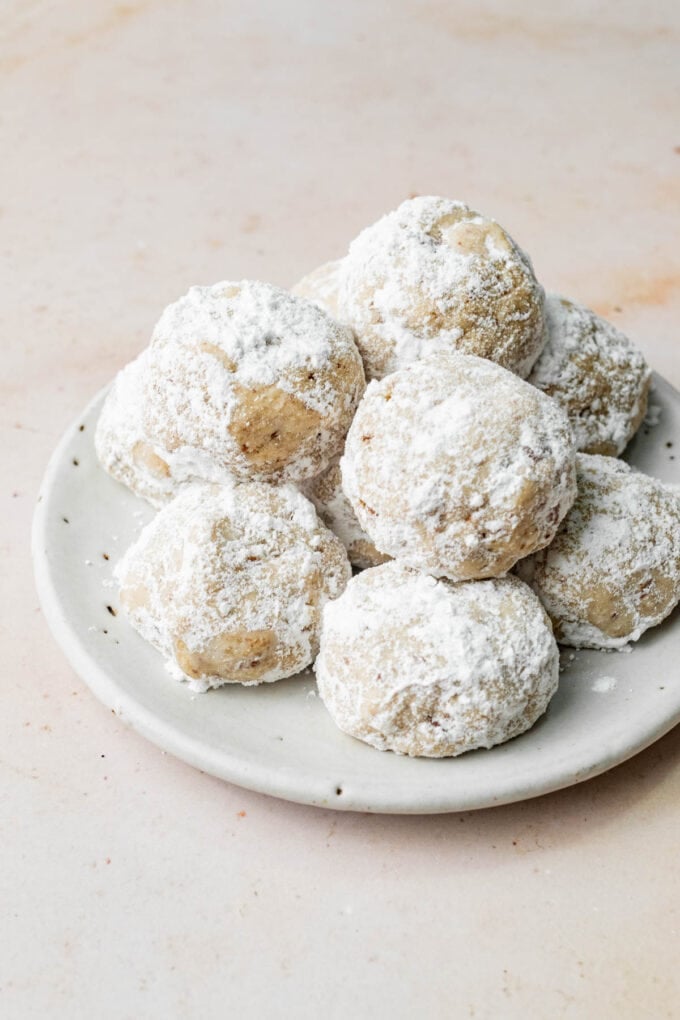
33,376,680,813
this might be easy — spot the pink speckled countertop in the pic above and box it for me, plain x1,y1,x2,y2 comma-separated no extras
5,2,680,1017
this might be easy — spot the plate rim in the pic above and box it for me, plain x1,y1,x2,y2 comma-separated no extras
32,376,680,814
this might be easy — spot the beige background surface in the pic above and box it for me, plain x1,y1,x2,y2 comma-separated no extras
3,1,680,1017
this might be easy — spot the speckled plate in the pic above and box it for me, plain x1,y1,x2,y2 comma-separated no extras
32,375,680,813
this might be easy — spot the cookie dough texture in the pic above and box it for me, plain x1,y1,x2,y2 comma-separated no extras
316,563,559,757
342,353,577,580
291,260,342,319
528,295,651,456
116,482,351,690
516,454,680,648
301,459,390,570
337,196,546,380
144,280,365,483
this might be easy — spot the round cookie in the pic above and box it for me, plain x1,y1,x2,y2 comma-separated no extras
315,563,559,758
337,195,546,380
144,280,365,483
342,353,577,580
291,259,342,319
301,459,390,570
528,294,651,456
95,350,234,508
95,350,176,507
116,481,351,690
516,454,680,649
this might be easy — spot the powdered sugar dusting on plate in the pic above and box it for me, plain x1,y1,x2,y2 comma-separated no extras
592,676,617,693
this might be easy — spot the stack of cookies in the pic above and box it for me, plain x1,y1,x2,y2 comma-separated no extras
96,196,680,757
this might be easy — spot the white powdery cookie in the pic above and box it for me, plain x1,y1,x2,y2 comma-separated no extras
516,454,680,649
315,562,559,758
528,294,651,456
144,280,365,484
337,195,546,381
291,259,342,319
342,353,577,581
95,350,234,508
300,458,390,570
95,351,175,507
116,481,351,691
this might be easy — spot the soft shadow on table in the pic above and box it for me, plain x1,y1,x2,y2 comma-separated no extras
203,719,680,855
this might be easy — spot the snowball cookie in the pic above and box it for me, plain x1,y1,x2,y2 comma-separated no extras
528,294,652,456
342,353,577,580
337,195,546,381
516,454,680,649
291,260,342,319
144,280,365,484
95,350,175,507
300,458,390,570
316,563,559,757
116,481,351,690
95,350,236,508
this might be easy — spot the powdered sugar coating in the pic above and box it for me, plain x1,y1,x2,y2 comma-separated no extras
95,351,175,507
342,353,577,580
301,458,390,570
292,260,342,319
95,350,235,508
144,280,365,483
516,454,680,648
116,481,351,691
528,295,651,456
337,196,546,380
315,563,559,757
